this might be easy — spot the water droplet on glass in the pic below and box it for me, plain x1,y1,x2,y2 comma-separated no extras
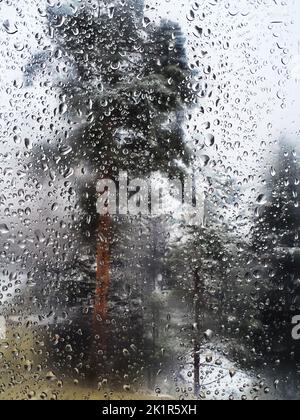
204,329,213,339
59,145,72,156
46,371,56,381
59,103,68,115
143,17,151,28
3,20,18,35
0,224,9,235
256,194,266,204
108,6,115,19
24,138,32,150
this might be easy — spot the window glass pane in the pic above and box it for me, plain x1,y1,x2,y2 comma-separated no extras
0,0,300,400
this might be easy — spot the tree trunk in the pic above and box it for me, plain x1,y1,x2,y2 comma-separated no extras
89,214,111,375
94,214,111,322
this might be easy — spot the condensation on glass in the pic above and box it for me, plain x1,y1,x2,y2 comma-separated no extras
0,0,300,400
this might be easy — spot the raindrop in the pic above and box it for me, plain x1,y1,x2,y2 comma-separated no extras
204,329,213,339
206,354,213,363
205,134,215,147
24,138,32,150
143,17,151,28
187,10,195,21
59,103,68,115
59,145,72,156
51,203,58,212
65,344,73,352
0,224,9,235
194,26,203,37
14,42,24,51
3,20,18,35
64,168,74,179
256,194,266,204
53,16,66,28
123,348,130,357
108,6,115,19
46,371,57,381
200,155,210,167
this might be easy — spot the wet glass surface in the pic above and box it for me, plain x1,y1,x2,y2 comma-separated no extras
1,0,300,400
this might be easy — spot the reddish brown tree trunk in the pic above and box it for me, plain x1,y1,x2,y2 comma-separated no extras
94,214,111,322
